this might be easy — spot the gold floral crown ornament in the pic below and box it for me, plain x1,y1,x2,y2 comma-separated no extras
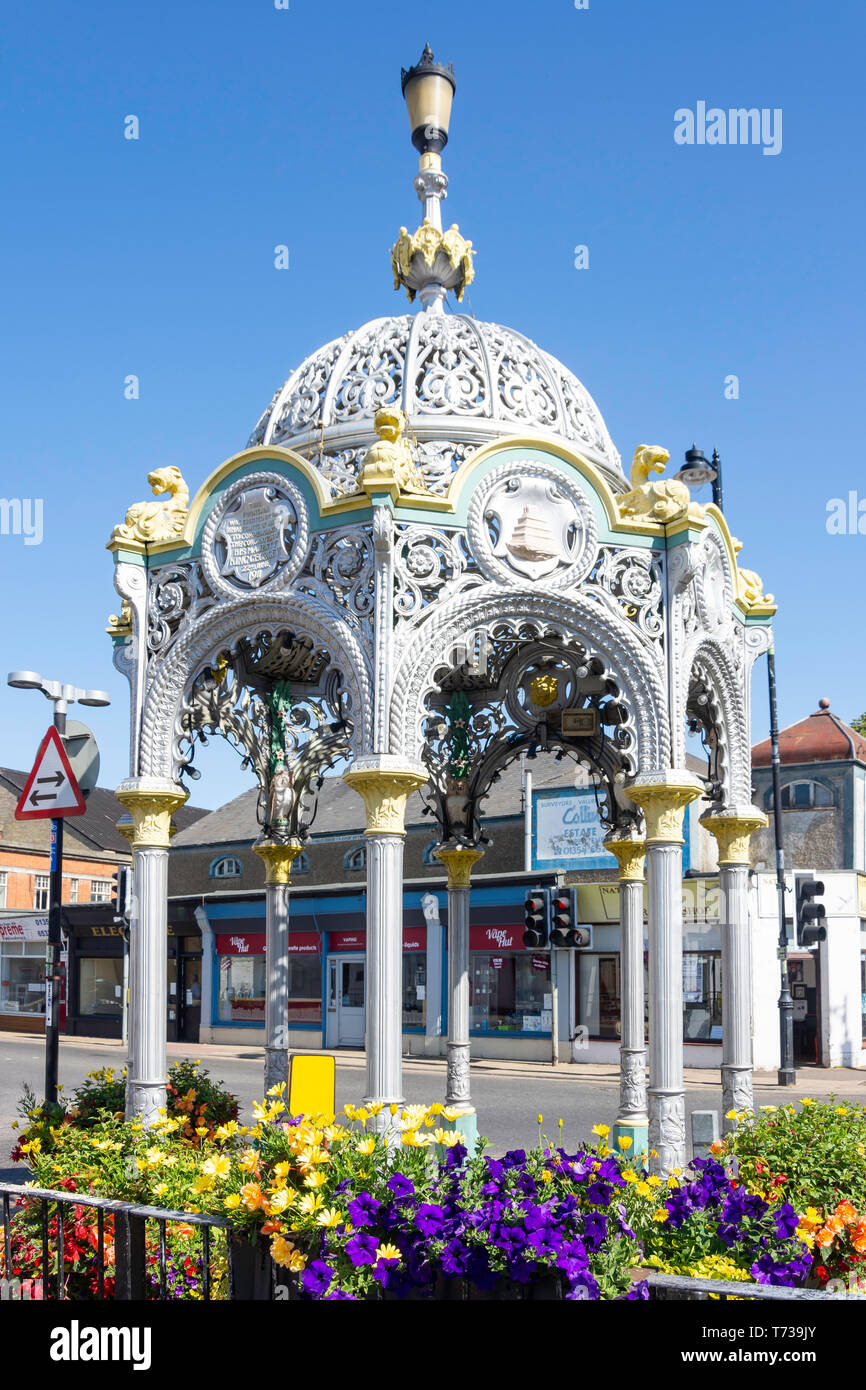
391,220,475,304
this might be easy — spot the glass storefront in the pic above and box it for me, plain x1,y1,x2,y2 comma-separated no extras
0,941,48,1016
219,953,267,1023
577,951,722,1042
289,955,322,1026
79,955,123,1018
470,953,551,1034
403,951,426,1029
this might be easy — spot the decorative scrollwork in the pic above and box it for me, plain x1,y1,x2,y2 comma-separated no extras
147,562,215,658
585,547,664,649
419,634,641,845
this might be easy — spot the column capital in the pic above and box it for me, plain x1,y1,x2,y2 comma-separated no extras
603,834,646,881
625,771,704,844
115,778,188,848
434,842,485,888
700,805,768,866
342,758,427,835
253,839,305,885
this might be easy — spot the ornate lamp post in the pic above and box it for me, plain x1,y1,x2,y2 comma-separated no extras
675,444,724,512
401,44,456,230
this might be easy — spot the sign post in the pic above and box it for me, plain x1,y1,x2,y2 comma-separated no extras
15,725,87,1104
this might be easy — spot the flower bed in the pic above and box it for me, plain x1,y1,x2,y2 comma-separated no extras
713,1098,866,1291
2,1080,816,1301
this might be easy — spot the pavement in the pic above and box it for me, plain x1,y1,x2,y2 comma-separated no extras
1,1030,864,1185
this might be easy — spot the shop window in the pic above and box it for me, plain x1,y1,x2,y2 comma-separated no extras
34,875,49,910
343,846,367,873
288,954,321,1025
79,956,123,1017
470,953,551,1034
0,941,47,1015
90,879,112,903
403,952,427,1029
218,954,267,1022
211,856,243,879
576,951,723,1042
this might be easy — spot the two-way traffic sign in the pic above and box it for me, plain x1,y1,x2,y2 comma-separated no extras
15,727,87,820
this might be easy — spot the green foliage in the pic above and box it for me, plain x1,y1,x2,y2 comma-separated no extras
850,712,866,737
718,1098,866,1214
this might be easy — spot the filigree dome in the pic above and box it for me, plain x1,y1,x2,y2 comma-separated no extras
247,312,624,499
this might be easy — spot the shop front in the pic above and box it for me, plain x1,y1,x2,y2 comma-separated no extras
324,927,427,1049
0,914,51,1035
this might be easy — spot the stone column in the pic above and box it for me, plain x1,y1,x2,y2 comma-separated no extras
253,840,305,1095
627,772,703,1176
701,807,768,1131
115,778,188,1125
604,834,648,1157
434,842,485,1147
342,758,427,1117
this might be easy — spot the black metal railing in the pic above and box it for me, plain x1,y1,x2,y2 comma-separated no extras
0,1182,235,1302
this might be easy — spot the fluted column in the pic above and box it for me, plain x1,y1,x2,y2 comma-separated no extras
604,834,648,1155
253,840,305,1095
115,779,188,1126
701,807,768,1131
627,772,703,1176
343,759,427,1118
434,843,484,1146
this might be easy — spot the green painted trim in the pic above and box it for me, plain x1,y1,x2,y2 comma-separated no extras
110,549,147,567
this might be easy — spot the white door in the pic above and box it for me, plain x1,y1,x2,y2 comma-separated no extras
337,956,365,1047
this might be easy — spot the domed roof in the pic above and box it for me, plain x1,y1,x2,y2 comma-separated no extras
247,312,624,499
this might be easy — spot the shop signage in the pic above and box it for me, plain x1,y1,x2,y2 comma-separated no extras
470,924,520,951
215,931,322,956
531,955,550,972
533,787,692,872
0,916,50,941
489,956,504,970
329,928,427,953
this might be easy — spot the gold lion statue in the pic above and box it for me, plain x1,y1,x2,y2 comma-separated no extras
111,466,190,545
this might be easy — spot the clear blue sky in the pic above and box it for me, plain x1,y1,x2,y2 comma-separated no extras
1,0,863,811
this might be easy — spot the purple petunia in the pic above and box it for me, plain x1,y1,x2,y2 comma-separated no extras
415,1203,448,1237
346,1232,379,1267
387,1172,415,1201
773,1202,800,1240
347,1192,382,1227
302,1259,334,1297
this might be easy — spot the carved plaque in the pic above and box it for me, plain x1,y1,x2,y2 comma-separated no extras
215,487,295,588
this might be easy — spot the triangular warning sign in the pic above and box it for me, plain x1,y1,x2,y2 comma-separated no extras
15,727,87,820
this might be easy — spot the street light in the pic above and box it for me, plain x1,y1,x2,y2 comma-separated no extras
401,43,456,156
675,445,724,512
7,670,111,1104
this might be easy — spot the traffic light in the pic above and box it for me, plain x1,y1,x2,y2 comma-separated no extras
550,888,576,947
111,866,130,924
523,889,550,949
796,875,826,948
550,888,592,948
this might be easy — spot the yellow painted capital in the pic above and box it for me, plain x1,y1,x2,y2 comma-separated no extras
114,786,188,849
603,837,646,882
701,809,768,866
342,767,427,836
434,844,485,889
253,840,305,885
626,773,704,845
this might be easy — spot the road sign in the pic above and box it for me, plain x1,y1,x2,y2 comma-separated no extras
61,720,100,798
15,727,87,820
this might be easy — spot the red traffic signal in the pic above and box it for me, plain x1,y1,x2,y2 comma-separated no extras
523,889,550,949
796,875,826,948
